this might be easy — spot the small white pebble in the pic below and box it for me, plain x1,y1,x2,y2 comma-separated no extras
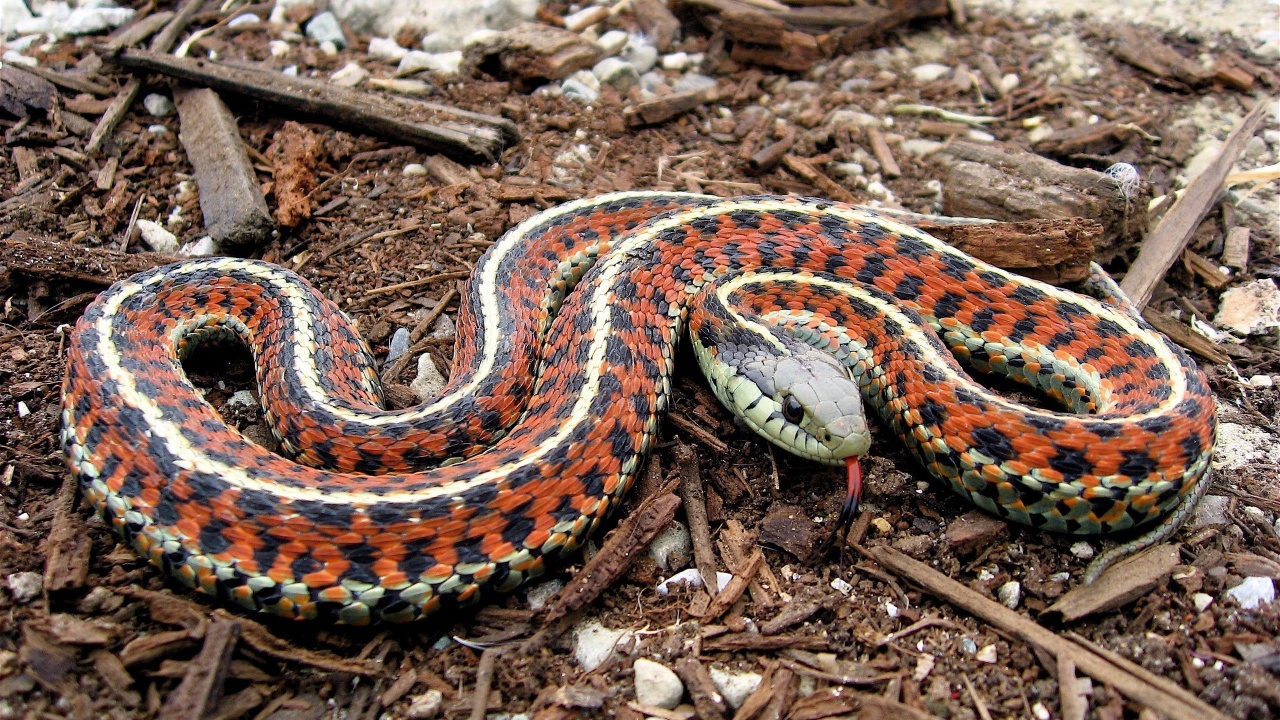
975,644,998,663
885,600,900,618
402,163,428,176
226,13,259,28
524,579,563,611
830,577,853,596
1193,593,1214,612
997,581,1021,609
282,65,299,77
319,40,338,56
142,93,175,117
1070,541,1095,559
6,572,42,604
227,390,256,407
633,658,683,709
16,402,30,418
1032,701,1051,720
269,40,290,57
1248,374,1274,387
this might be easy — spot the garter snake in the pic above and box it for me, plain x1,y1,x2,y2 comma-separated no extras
61,192,1217,624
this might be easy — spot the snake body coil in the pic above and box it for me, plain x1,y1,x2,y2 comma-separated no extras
61,193,1216,624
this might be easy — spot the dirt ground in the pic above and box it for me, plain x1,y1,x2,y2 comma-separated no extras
0,1,1278,719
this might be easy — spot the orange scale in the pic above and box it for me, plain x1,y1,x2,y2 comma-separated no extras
175,518,203,540
306,571,341,589
312,544,347,563
523,529,550,549
267,567,295,584
457,584,480,603
227,543,257,564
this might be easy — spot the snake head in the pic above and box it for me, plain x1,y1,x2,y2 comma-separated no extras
697,334,871,466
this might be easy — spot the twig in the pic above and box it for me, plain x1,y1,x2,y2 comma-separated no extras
86,0,202,153
364,271,471,297
961,675,994,720
865,545,1233,720
157,619,239,720
381,287,460,382
675,442,720,596
100,48,517,161
469,647,509,720
1120,96,1272,308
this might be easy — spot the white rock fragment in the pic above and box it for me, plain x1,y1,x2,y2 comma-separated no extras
885,600,900,618
1,49,35,66
661,51,690,71
911,63,951,83
913,654,936,681
656,568,733,596
633,658,683,709
966,129,995,142
142,93,175,118
60,4,135,36
592,56,639,92
397,50,459,75
830,577,853,596
708,666,761,710
998,72,1020,93
405,689,444,719
648,522,691,571
561,70,600,102
673,73,716,94
1226,577,1275,609
827,109,880,128
16,402,29,418
319,40,338,56
975,644,998,663
1032,701,1051,720
1069,541,1095,559
227,390,256,407
1026,123,1054,144
226,12,259,28
136,219,178,253
369,78,433,95
1249,375,1275,387
900,138,944,156
0,0,34,37
6,571,41,603
524,578,563,611
1214,421,1280,472
597,29,628,56
268,40,291,57
997,581,1021,609
305,11,346,49
402,163,427,176
1215,279,1280,336
410,354,446,402
368,36,409,60
180,236,219,257
1193,593,1214,612
573,620,630,672
620,37,658,74
330,62,368,87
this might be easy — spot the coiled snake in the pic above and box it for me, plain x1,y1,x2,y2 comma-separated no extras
61,192,1216,624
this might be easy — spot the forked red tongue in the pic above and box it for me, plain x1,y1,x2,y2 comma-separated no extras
844,456,863,519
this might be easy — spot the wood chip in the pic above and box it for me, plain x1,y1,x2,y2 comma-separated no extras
918,217,1098,284
43,472,90,596
675,657,727,720
1042,544,1180,622
625,87,719,127
780,155,856,203
1120,97,1272,308
631,0,680,51
1221,226,1250,269
464,22,602,81
866,127,901,178
676,442,720,596
1140,307,1229,365
175,87,275,250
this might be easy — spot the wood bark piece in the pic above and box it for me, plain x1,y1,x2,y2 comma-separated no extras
919,217,1098,284
625,87,719,127
781,154,856,202
1031,117,1152,157
675,443,720,596
1041,544,1179,622
1105,26,1214,88
935,141,1146,259
175,87,274,250
465,22,602,81
157,619,239,720
675,658,727,720
1139,307,1229,365
42,473,91,595
701,633,830,652
103,48,518,162
703,549,762,620
631,0,680,51
1,233,176,291
867,545,1233,720
1120,97,1272,308
541,484,681,624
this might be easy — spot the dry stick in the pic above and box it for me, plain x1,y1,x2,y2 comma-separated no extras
665,411,730,454
469,647,508,720
703,549,763,620
86,0,202,154
43,471,91,595
102,48,517,161
675,442,720,596
1120,96,1272,308
866,546,1233,720
157,619,239,720
364,270,471,298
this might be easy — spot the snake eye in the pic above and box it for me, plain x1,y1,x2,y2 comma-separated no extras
781,396,804,424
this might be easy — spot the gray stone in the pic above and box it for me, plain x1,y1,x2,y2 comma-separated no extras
386,327,412,364
305,11,347,49
592,56,638,91
633,658,683,709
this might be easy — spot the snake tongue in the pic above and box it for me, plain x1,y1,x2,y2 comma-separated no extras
843,456,863,520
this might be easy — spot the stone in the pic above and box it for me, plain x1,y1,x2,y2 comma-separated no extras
329,0,537,46
900,138,945,156
330,62,368,87
561,70,600,102
1069,541,1095,559
0,49,35,66
1215,279,1280,335
597,29,628,56
826,109,880,128
648,521,691,571
226,12,259,28
592,56,638,91
179,236,220,257
524,578,563,611
60,4,135,36
135,219,178,253
633,658,683,709
673,73,716,93
661,51,689,71
620,36,658,74
368,36,409,60
944,511,1007,554
405,690,444,719
656,568,732,596
0,0,33,36
397,50,462,75
708,667,761,710
409,354,446,402
1226,577,1275,609
573,620,630,672
305,11,347,49
997,581,1021,609
386,327,411,363
6,571,41,604
911,63,951,83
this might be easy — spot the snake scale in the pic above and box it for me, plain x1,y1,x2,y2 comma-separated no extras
61,192,1216,624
